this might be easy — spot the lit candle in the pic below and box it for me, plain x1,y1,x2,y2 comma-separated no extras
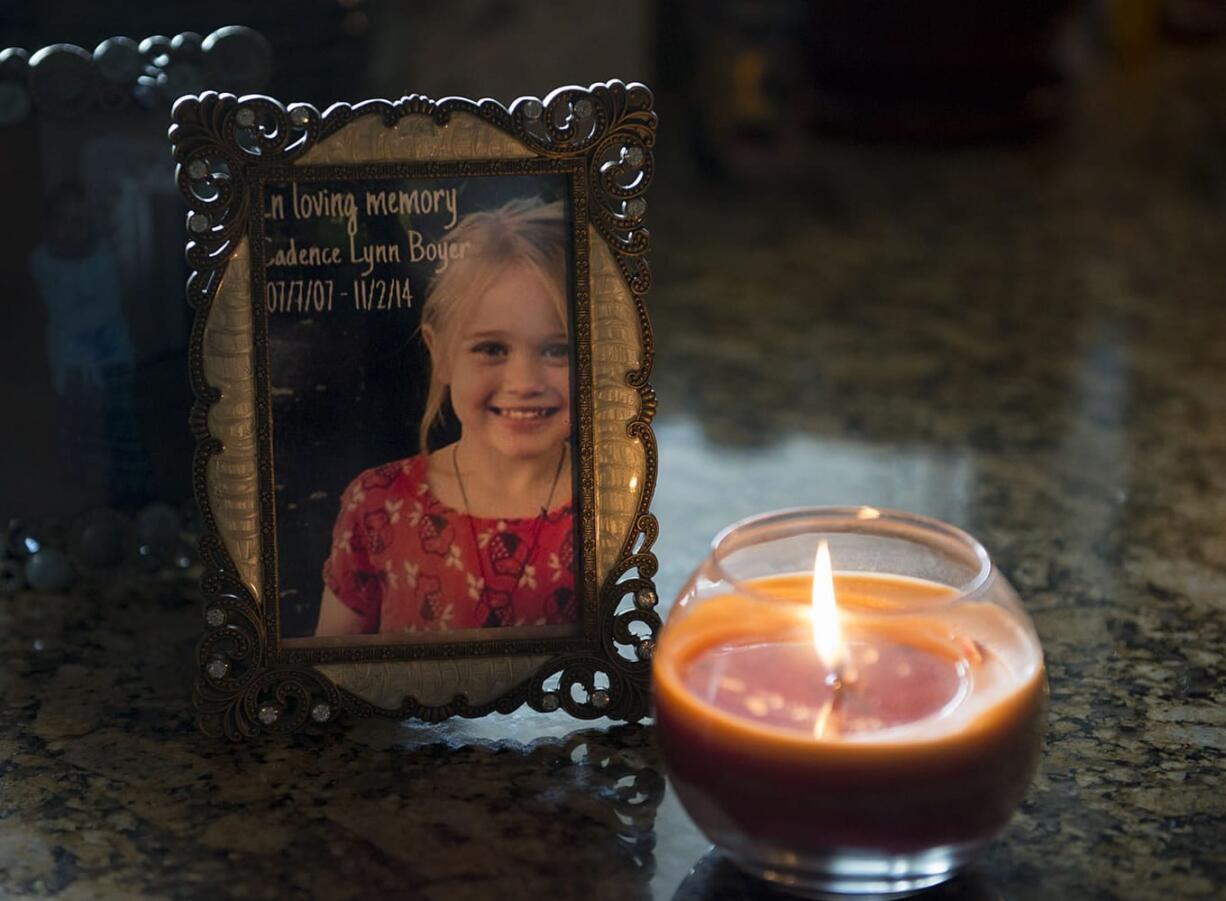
653,508,1046,897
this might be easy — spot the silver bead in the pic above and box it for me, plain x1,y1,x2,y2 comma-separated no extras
634,588,657,610
235,106,256,127
520,98,543,120
186,159,209,180
204,606,226,627
24,549,74,593
257,704,280,725
187,211,210,234
289,106,311,127
636,639,655,661
539,692,560,712
623,145,645,168
590,689,611,710
626,197,647,218
205,657,228,680
310,703,331,723
573,98,593,118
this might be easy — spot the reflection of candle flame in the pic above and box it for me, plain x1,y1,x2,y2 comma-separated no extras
811,540,844,672
957,634,986,665
718,677,747,694
813,698,839,739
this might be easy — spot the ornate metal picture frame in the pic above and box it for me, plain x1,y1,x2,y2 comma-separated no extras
171,82,659,739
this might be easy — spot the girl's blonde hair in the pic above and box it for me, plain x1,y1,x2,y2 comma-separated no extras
418,197,569,452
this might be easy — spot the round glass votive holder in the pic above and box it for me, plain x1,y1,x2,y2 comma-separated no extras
653,507,1046,899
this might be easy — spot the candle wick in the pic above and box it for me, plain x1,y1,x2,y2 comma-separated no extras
814,667,847,739
825,665,848,692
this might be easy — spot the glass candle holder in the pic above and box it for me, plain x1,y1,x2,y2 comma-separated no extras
653,507,1046,899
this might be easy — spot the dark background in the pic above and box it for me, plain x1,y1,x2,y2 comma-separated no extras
266,172,571,638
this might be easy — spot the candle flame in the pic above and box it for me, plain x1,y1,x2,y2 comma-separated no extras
811,540,844,672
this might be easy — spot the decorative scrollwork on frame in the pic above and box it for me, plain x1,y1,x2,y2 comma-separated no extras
173,81,659,738
172,94,322,273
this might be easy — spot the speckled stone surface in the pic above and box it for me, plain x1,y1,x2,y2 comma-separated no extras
3,47,1226,900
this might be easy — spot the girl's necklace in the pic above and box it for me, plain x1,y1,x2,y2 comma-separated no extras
452,443,566,623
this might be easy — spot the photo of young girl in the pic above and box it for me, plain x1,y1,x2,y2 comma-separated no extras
313,197,578,637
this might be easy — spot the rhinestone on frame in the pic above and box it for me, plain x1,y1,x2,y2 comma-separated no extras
591,689,611,710
573,98,593,118
626,197,647,218
204,606,226,627
636,639,656,661
540,693,560,712
187,212,210,234
205,657,228,680
289,106,311,127
310,703,331,723
624,145,645,168
521,98,543,120
186,159,208,180
235,106,256,127
634,588,657,610
257,704,280,725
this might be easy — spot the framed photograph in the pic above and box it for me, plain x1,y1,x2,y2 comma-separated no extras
171,82,660,738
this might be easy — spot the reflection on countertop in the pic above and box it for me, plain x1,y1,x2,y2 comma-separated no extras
3,46,1226,900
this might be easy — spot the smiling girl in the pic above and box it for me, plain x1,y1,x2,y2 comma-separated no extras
315,198,577,637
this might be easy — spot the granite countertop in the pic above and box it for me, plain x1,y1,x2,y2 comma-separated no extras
3,47,1225,900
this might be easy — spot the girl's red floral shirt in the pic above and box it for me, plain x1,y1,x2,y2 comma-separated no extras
322,453,577,634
